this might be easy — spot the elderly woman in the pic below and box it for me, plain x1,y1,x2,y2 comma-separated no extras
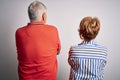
15,1,61,80
68,17,107,80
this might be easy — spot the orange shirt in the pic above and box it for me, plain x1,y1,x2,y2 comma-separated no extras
15,22,61,80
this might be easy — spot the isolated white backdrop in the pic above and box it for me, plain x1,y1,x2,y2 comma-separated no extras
0,0,120,80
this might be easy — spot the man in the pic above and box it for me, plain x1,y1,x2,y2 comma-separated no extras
15,1,61,80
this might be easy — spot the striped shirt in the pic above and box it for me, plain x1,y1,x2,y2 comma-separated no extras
68,41,107,80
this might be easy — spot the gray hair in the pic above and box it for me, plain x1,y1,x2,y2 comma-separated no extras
28,1,47,21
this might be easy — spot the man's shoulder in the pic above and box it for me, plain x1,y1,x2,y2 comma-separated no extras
15,26,26,34
45,24,58,30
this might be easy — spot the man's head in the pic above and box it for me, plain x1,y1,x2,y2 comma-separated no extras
78,16,100,42
28,1,47,22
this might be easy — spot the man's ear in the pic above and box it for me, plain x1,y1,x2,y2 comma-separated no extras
42,12,47,23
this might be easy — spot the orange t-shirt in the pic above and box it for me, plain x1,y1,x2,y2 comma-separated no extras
15,22,61,80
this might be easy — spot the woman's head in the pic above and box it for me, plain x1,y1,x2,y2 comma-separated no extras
78,16,100,42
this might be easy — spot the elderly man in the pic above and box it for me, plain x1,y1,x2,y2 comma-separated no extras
15,1,61,80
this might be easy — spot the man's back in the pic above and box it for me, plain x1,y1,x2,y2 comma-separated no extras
15,22,61,80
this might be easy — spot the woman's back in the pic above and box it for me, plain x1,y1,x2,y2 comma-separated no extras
68,41,107,80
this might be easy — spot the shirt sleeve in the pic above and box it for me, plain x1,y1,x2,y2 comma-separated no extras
56,28,61,54
15,29,22,56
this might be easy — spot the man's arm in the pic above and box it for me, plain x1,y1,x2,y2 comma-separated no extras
56,29,61,55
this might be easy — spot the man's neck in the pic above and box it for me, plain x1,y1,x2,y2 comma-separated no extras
31,20,46,24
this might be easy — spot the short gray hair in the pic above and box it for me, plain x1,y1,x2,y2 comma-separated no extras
28,1,47,21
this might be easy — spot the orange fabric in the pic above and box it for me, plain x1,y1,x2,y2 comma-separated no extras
15,22,61,80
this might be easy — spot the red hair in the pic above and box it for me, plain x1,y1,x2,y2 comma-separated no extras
79,16,100,42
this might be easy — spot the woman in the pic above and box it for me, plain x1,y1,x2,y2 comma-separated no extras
68,16,107,80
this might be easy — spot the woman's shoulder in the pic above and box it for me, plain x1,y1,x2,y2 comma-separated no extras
94,43,108,52
70,44,83,51
70,41,108,53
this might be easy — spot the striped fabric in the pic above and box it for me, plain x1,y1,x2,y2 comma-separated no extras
68,41,107,80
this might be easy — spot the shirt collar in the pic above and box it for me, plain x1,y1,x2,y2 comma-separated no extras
27,21,45,26
80,40,97,45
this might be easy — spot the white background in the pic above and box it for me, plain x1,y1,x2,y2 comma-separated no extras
0,0,120,80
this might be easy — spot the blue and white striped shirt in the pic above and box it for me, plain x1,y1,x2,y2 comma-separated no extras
68,41,107,80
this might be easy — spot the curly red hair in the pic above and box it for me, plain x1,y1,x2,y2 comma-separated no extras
78,16,100,42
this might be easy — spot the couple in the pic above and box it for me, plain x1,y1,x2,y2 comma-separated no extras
15,1,107,80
